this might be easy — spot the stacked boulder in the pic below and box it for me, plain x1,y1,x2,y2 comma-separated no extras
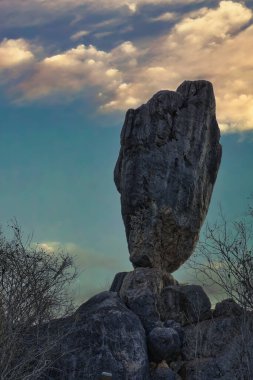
109,80,222,378
27,81,253,379
114,80,222,272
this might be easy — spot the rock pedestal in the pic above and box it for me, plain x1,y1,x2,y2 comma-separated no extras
28,283,253,379
114,80,222,272
19,81,253,380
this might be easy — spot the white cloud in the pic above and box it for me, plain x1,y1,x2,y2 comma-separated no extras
101,1,253,132
15,40,140,105
150,12,177,22
0,38,34,70
0,0,214,29
70,30,90,41
2,1,253,133
36,240,122,270
36,241,61,253
35,240,123,303
18,44,122,101
170,0,252,45
0,0,206,12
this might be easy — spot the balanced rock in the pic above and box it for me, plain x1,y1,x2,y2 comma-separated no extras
114,80,222,272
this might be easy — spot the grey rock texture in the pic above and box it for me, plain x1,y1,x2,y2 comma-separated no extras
150,366,177,380
213,298,243,318
33,291,150,380
164,320,184,344
109,271,128,292
114,269,210,329
24,286,253,380
114,80,222,272
180,313,253,379
148,327,181,363
118,268,177,331
159,284,212,325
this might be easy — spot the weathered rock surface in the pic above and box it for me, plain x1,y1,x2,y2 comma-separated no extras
109,271,128,292
21,79,253,379
25,284,253,380
180,313,253,379
113,269,210,329
159,284,212,325
150,366,177,380
164,320,184,344
213,298,243,318
148,327,181,363
114,80,222,272
118,268,177,331
33,291,150,380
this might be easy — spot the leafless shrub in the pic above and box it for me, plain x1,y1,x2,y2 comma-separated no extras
0,221,77,379
188,206,253,379
189,206,253,311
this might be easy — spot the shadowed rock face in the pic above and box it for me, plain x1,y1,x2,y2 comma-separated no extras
114,80,222,272
33,292,150,380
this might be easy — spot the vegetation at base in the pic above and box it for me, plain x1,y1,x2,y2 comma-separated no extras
0,221,77,379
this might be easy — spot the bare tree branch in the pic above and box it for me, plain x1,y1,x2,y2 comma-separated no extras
0,221,78,379
188,205,253,310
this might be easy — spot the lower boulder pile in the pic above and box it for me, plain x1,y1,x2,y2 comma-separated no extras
26,81,252,379
28,269,253,379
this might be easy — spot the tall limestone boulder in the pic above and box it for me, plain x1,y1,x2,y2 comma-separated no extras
114,80,222,272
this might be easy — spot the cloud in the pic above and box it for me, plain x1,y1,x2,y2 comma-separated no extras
36,241,61,254
152,0,253,132
35,240,123,303
2,1,253,133
0,0,207,13
17,44,123,101
0,0,213,28
94,31,114,39
101,0,253,132
70,30,90,41
150,12,178,22
36,240,120,269
47,0,206,11
170,0,252,45
99,2,253,128
15,41,140,105
0,38,34,70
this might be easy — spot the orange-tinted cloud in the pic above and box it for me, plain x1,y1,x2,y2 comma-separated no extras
1,1,253,133
17,44,123,101
0,38,34,70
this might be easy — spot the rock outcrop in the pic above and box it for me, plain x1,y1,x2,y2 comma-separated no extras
118,267,177,331
112,269,212,329
159,284,212,325
180,308,253,379
28,284,253,380
114,80,222,272
25,81,252,380
148,326,182,363
32,291,150,380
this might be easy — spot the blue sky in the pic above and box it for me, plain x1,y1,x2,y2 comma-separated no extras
0,0,253,302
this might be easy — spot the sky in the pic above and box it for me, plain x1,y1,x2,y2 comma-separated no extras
0,0,253,304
